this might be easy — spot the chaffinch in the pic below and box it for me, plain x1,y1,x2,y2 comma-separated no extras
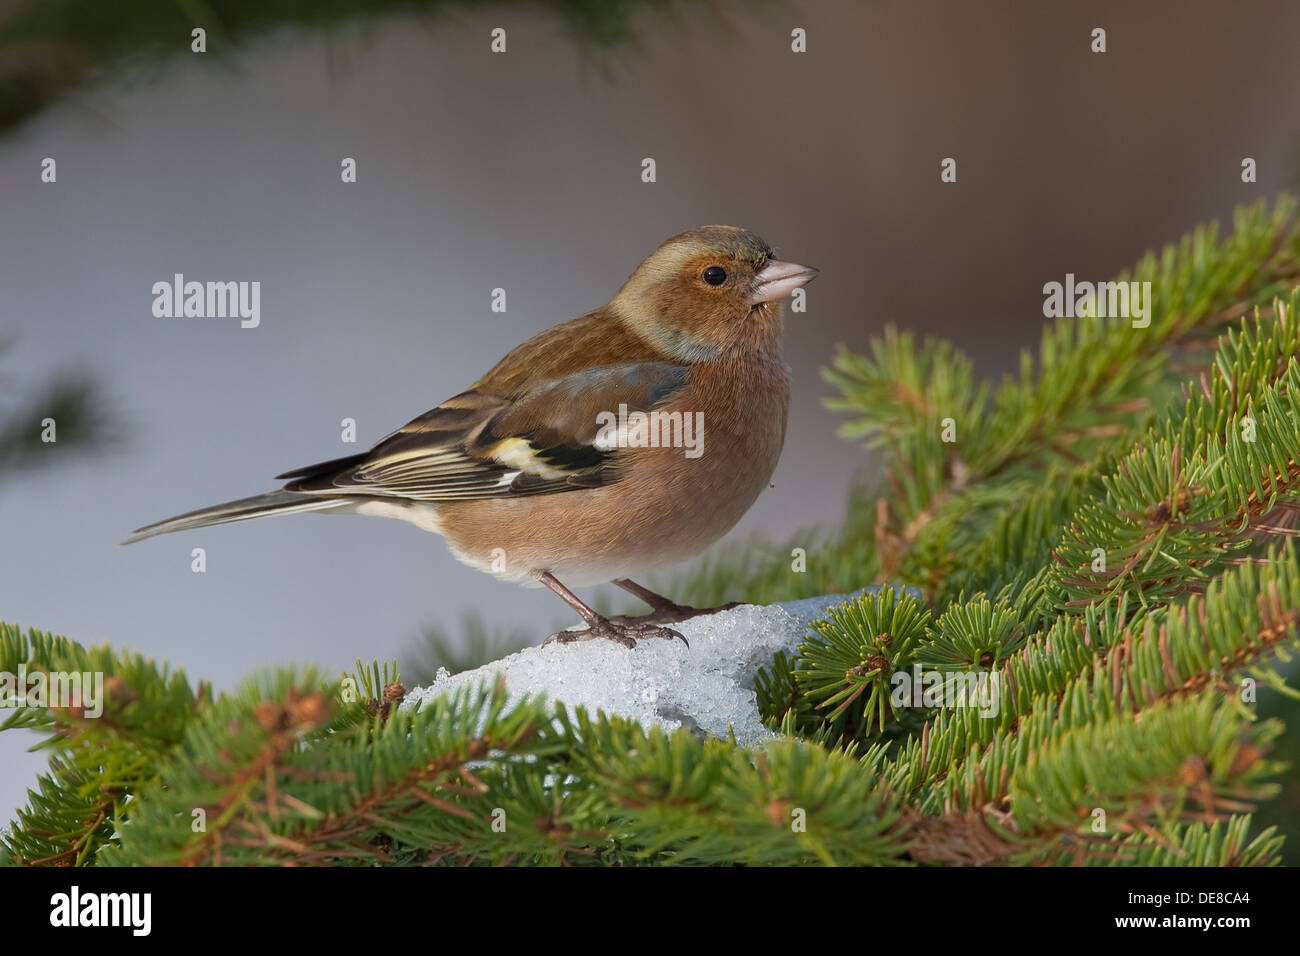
126,226,818,647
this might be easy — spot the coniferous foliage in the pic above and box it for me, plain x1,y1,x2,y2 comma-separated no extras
4,198,1300,865
0,0,695,134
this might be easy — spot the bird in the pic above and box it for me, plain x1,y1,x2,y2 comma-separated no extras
125,226,818,648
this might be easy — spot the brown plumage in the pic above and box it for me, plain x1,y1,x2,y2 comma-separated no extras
125,226,818,647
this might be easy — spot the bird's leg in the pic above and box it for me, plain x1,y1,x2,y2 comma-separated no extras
604,579,742,625
537,572,687,649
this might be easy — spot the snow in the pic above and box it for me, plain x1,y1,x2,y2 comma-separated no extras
402,588,909,745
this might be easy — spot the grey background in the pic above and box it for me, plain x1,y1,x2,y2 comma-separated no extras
4,0,1300,824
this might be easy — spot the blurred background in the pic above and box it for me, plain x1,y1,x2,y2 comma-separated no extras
3,0,1300,849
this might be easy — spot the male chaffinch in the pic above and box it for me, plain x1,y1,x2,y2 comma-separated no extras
126,226,818,647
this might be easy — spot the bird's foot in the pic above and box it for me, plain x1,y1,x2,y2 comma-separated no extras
544,617,688,649
606,600,742,627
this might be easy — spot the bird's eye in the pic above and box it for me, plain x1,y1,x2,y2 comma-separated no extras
702,266,727,286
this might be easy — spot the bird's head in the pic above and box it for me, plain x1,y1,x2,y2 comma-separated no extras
610,225,818,362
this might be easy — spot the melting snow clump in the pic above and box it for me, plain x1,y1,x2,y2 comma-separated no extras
402,588,908,745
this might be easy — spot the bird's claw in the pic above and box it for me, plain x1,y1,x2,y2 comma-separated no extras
544,618,689,649
605,600,741,626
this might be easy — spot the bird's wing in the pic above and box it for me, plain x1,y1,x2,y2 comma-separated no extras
279,362,689,500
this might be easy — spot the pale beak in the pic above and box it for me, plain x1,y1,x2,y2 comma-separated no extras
749,259,819,305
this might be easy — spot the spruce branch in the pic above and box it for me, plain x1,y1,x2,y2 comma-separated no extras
0,341,123,480
559,709,907,866
1049,309,1300,615
1082,815,1280,867
887,545,1300,823
827,197,1300,596
101,673,559,866
904,697,1279,866
0,623,206,865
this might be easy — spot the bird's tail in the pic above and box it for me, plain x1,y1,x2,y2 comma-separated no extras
122,491,349,544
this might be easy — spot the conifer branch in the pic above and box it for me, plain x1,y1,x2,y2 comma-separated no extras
826,197,1300,596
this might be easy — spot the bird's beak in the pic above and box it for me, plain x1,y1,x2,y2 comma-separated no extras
749,259,819,305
